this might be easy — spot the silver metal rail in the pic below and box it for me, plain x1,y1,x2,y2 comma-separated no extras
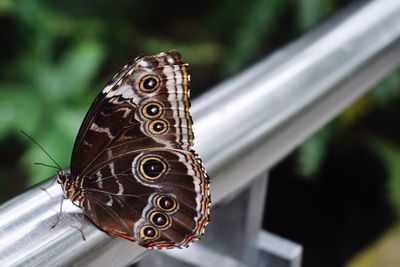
1,0,400,266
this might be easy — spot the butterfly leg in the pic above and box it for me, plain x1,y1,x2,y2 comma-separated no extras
40,176,58,192
51,196,64,228
40,187,53,198
78,212,87,241
71,211,87,241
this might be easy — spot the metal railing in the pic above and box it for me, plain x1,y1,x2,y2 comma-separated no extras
1,0,400,266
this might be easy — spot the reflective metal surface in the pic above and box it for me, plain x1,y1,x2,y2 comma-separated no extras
1,0,400,266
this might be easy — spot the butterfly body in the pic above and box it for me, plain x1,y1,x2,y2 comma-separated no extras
57,51,210,249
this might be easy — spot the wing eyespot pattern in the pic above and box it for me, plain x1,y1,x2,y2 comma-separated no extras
148,119,168,135
155,195,177,212
139,155,169,180
149,211,171,228
142,102,163,119
140,225,159,240
139,75,160,93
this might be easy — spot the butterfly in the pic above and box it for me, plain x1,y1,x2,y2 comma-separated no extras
56,50,210,249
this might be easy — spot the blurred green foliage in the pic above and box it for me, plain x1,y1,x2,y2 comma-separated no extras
369,138,400,219
1,0,400,211
0,0,399,218
0,0,349,199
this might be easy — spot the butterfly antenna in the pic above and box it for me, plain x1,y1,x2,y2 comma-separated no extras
34,162,60,170
20,130,62,171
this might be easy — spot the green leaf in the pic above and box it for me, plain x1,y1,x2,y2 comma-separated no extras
53,107,86,142
297,123,335,177
35,40,105,100
143,38,220,65
199,0,244,39
371,67,400,105
0,97,14,138
14,0,50,31
57,40,105,94
21,106,87,185
369,137,400,218
0,0,15,14
23,141,60,186
297,0,334,31
0,85,44,139
222,0,289,75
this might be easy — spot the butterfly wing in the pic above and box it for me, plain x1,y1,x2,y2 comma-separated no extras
81,149,209,248
70,51,210,248
71,51,193,175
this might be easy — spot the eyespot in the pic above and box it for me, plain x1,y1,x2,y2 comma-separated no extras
142,102,163,119
155,195,177,212
139,156,168,180
148,119,168,135
149,211,170,228
140,225,159,240
139,75,160,92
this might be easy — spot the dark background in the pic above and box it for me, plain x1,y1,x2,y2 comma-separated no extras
1,0,400,266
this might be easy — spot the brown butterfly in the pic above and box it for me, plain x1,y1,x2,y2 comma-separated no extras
57,50,210,248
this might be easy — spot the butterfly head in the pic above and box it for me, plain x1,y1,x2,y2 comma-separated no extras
56,170,77,200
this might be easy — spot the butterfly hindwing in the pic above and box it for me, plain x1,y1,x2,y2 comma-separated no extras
81,149,209,248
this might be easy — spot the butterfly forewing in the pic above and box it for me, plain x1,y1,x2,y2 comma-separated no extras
64,50,210,248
